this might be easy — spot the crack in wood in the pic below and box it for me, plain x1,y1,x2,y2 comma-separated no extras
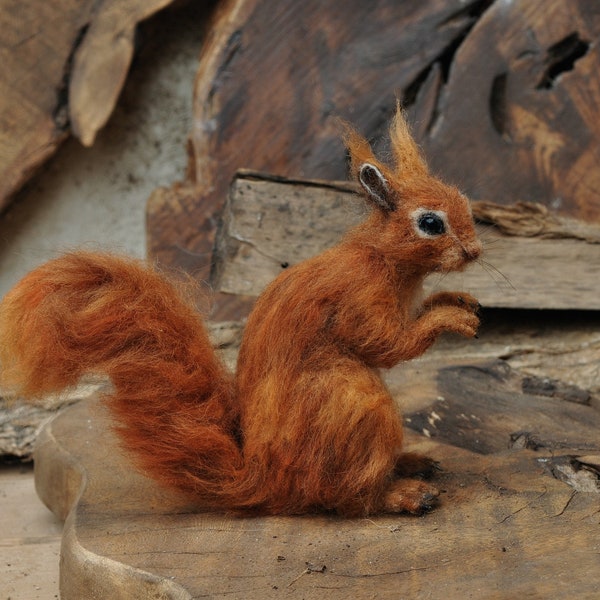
489,72,508,139
552,490,577,518
53,24,90,131
496,489,548,524
536,32,590,90
207,28,243,107
403,0,495,135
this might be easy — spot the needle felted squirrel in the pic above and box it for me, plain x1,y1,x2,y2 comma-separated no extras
0,106,481,517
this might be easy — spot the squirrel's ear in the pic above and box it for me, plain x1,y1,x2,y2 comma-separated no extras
339,119,397,213
390,102,428,177
358,163,396,212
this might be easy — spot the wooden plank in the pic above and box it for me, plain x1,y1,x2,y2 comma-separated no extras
33,366,600,599
211,172,600,310
0,0,177,209
147,0,600,320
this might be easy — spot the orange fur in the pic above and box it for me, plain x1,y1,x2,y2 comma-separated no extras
0,107,481,516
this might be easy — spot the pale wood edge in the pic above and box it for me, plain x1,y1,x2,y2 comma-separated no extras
34,409,192,600
213,172,600,310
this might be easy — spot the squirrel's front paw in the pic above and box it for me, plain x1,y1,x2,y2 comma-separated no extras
455,292,482,315
451,306,480,338
425,291,481,314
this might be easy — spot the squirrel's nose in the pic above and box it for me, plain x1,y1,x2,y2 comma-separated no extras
463,241,482,261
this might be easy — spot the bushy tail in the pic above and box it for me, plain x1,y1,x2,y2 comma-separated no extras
0,251,243,505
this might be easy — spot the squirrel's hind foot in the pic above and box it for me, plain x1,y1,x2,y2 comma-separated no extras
383,479,440,514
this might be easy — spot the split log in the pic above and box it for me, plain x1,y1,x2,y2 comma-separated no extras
211,172,600,312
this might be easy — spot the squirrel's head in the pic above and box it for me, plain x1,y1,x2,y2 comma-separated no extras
343,104,482,274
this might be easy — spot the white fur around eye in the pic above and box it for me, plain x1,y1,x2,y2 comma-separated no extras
411,208,449,238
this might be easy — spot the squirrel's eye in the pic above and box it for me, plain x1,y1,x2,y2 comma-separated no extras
417,212,446,236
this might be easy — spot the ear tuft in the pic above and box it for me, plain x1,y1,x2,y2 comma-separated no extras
390,102,428,176
359,163,395,212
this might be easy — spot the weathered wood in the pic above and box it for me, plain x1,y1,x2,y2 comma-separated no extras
0,0,177,209
147,0,600,320
0,381,104,458
407,361,600,457
211,172,600,311
34,370,600,600
472,200,600,243
147,0,498,290
0,0,92,209
420,0,600,223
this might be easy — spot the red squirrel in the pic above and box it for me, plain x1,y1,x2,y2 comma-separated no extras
0,106,481,516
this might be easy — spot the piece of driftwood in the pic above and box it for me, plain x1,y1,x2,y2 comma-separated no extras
68,0,177,147
0,0,176,209
211,172,600,312
147,0,600,320
33,361,600,599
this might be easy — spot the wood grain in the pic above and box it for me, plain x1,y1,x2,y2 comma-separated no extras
211,172,600,312
420,0,600,222
0,0,93,210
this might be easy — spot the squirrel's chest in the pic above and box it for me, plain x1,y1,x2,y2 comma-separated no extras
409,282,426,320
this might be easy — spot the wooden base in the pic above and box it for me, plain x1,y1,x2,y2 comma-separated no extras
34,357,600,599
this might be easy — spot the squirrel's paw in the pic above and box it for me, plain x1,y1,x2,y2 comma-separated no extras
449,307,480,338
394,452,441,479
382,479,440,514
425,291,481,314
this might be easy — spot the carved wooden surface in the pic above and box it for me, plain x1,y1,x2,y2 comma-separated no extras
148,0,600,317
211,172,600,312
0,0,176,209
34,349,600,599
